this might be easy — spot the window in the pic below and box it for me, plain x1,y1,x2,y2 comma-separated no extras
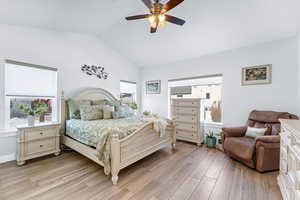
120,80,137,104
4,60,58,129
168,75,222,123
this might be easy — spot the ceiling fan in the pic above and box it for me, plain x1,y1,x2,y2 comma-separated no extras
125,0,185,33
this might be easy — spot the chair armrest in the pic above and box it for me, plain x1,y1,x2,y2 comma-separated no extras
255,135,280,150
255,136,280,172
255,135,280,143
222,126,247,138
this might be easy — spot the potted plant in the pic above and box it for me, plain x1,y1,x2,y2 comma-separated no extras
206,131,217,148
128,102,138,110
213,132,224,151
17,102,48,126
143,111,151,117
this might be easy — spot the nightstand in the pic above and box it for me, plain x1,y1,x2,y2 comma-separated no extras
16,122,61,166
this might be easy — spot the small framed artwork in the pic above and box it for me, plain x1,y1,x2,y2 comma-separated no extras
146,80,161,94
242,64,272,86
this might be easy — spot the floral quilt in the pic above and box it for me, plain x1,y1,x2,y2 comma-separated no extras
66,117,147,175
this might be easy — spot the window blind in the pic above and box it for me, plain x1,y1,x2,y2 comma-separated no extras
5,61,57,97
120,80,136,94
170,86,192,95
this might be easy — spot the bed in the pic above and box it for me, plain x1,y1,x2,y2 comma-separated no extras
60,88,176,185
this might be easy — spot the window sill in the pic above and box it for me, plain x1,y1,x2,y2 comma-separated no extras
200,121,223,126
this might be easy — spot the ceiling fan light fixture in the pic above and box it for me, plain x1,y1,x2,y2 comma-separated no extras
159,14,166,22
150,21,158,28
148,15,156,24
158,14,166,27
125,0,186,33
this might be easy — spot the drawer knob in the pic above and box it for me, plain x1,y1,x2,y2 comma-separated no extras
40,132,43,135
40,145,43,148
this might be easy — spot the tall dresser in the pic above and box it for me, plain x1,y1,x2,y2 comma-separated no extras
171,98,203,145
278,119,300,200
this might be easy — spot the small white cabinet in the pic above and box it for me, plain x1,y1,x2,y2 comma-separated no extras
16,122,61,165
171,98,203,145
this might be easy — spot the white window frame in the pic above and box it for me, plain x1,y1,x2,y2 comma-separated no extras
0,60,5,131
3,60,58,130
120,80,137,103
168,74,223,121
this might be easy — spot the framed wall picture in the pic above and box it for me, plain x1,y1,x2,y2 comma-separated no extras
146,80,161,94
242,64,272,86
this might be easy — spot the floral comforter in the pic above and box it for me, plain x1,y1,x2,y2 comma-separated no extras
66,117,150,175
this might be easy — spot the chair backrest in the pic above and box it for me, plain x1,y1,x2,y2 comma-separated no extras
246,110,298,135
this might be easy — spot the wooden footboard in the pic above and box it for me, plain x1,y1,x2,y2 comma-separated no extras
110,121,176,184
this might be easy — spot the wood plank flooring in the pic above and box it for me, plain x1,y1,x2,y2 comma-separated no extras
0,142,282,200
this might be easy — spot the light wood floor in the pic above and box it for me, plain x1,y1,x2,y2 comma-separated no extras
0,142,282,200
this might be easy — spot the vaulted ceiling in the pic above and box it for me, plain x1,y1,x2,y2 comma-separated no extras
0,0,299,67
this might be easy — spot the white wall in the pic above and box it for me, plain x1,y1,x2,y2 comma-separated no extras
297,33,300,114
142,37,298,126
0,24,140,161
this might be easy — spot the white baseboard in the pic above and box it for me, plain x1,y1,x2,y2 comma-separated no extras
0,153,16,164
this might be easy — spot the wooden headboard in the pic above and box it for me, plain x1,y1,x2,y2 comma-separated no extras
60,88,119,134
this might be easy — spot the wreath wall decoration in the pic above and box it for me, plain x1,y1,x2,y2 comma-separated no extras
81,64,109,79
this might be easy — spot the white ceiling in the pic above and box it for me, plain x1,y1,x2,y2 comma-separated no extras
0,0,299,67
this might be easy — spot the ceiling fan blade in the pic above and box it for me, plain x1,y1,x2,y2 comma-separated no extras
165,15,185,25
141,0,152,9
125,14,151,20
150,25,158,33
163,0,184,12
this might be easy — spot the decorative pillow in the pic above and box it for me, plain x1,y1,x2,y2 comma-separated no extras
113,104,134,119
106,100,121,110
72,110,81,119
79,105,103,121
92,99,108,106
245,127,267,138
103,105,115,119
68,99,91,119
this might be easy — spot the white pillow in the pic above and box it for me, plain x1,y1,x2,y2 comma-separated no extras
245,127,267,138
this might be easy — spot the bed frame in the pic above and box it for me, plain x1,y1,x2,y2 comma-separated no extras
60,88,176,185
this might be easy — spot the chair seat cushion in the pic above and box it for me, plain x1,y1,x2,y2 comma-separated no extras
224,137,256,161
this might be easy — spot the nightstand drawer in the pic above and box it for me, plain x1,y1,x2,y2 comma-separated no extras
25,139,56,155
25,128,56,141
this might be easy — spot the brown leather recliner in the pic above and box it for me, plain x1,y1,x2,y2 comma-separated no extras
222,110,298,172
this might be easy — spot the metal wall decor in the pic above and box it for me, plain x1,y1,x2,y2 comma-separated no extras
81,64,108,79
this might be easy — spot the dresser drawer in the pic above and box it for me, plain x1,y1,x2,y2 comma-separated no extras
173,101,199,107
25,128,57,141
174,107,198,115
176,122,197,132
176,130,197,139
25,139,56,155
174,115,197,123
